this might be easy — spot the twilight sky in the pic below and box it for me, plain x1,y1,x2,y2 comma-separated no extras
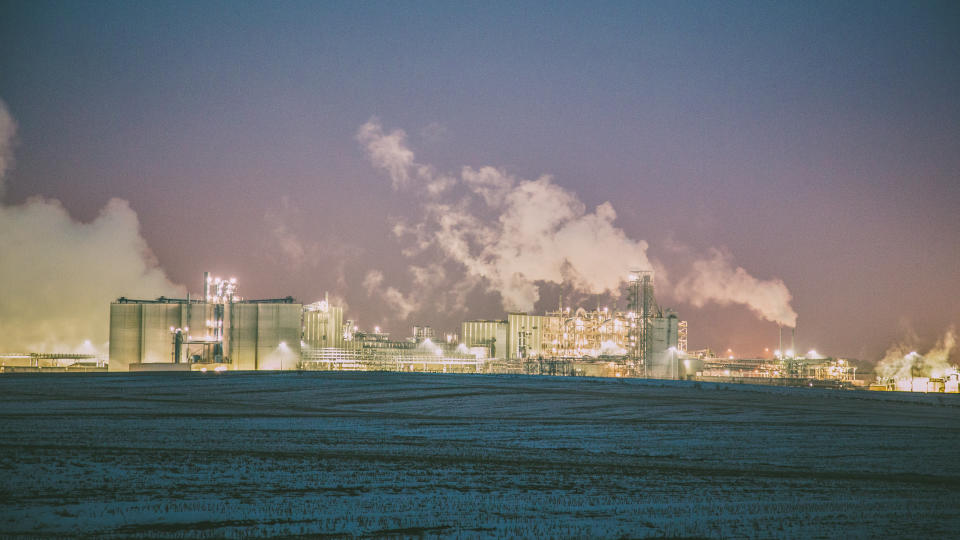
0,0,958,363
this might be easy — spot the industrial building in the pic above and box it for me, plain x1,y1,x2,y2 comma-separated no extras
109,274,302,371
694,353,859,388
0,352,106,373
302,296,345,350
460,320,508,359
460,271,683,377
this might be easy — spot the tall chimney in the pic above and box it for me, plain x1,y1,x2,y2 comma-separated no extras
791,325,796,359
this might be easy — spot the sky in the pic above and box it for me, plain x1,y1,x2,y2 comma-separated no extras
0,0,958,363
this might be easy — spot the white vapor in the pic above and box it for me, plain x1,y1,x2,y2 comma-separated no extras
0,101,15,199
362,270,419,320
264,196,311,267
674,249,798,327
358,119,652,313
358,118,799,325
0,99,183,353
876,328,957,381
356,120,417,190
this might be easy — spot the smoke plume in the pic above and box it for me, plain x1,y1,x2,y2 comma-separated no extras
358,119,653,314
264,196,318,267
0,102,15,199
0,99,183,353
875,328,957,380
358,119,798,325
673,249,798,327
362,269,419,320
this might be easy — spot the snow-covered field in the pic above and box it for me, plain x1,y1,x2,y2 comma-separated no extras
1,372,958,538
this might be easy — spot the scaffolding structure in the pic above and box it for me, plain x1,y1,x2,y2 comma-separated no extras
300,333,484,373
626,270,660,376
678,320,688,353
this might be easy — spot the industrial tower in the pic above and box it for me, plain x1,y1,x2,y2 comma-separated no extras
626,270,659,376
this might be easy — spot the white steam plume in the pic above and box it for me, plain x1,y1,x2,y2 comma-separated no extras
362,269,419,320
0,101,15,199
674,249,798,327
358,119,798,324
356,120,418,190
264,196,316,267
876,328,957,381
357,119,653,314
0,99,183,353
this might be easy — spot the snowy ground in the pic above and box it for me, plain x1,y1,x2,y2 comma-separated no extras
0,372,958,538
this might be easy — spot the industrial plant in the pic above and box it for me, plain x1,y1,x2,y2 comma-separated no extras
0,269,954,394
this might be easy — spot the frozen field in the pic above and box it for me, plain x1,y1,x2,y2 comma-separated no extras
1,372,958,538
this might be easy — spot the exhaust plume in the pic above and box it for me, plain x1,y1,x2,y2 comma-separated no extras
674,249,799,327
358,119,798,324
358,119,653,314
362,269,419,320
876,328,957,380
0,99,183,353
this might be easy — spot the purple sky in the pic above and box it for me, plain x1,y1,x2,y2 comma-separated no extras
1,1,958,362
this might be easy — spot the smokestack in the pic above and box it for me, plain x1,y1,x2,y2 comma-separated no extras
203,271,211,302
792,325,796,359
779,324,782,359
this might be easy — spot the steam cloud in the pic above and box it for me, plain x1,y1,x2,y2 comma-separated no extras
357,119,798,325
358,120,652,313
362,270,419,320
0,99,183,353
875,328,957,381
674,249,798,327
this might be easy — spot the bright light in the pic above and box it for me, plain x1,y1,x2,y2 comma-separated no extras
374,326,381,334
170,326,175,332
200,367,208,373
214,366,227,373
808,349,819,358
786,349,794,357
279,341,287,348
229,277,237,284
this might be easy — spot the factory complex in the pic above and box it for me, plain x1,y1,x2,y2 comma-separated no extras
107,271,682,377
97,271,899,389
0,270,954,393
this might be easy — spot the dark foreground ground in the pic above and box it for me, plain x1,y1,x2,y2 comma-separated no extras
0,372,958,538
